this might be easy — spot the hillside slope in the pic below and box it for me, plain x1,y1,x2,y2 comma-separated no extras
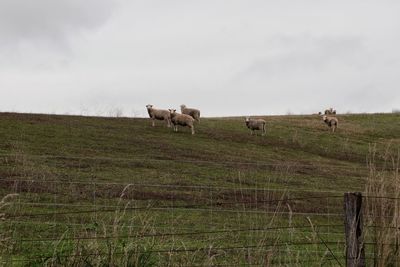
1,112,398,190
0,112,399,265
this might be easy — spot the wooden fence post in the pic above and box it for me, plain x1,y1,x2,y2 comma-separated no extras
344,192,366,267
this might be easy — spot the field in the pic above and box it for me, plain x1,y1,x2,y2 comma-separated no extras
0,112,399,266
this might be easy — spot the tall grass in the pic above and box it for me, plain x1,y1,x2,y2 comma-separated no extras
0,162,348,266
0,189,344,266
0,194,19,265
364,144,400,266
28,185,159,267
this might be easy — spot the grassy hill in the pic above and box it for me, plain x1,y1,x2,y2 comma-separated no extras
0,112,399,266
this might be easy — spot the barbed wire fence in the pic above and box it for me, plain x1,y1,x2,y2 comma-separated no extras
0,156,399,266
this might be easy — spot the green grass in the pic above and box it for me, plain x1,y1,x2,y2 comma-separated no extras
0,112,399,266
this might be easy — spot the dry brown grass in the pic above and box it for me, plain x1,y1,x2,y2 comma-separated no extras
0,193,19,263
364,144,400,266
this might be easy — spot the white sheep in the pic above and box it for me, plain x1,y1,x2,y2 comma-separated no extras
245,117,266,136
169,109,195,135
146,104,171,127
324,108,336,115
322,115,338,132
180,104,201,123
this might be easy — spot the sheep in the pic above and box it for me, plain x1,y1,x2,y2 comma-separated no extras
169,109,195,135
180,104,201,123
322,115,338,132
324,108,336,115
146,104,171,127
245,117,266,136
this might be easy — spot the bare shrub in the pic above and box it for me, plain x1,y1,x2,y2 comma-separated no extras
108,107,124,118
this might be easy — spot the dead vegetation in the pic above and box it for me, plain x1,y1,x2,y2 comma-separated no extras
364,144,400,267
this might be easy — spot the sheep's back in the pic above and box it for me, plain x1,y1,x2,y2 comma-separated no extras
171,113,194,126
182,108,199,115
246,119,265,130
152,109,170,119
324,116,338,126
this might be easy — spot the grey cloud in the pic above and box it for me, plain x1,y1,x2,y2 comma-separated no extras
0,0,118,46
219,34,399,115
240,35,366,77
0,1,399,116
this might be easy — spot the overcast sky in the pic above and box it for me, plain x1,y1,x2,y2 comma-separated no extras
0,0,399,117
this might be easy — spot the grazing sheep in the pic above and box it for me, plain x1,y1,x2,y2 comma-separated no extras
169,109,195,135
245,117,266,136
322,115,338,132
324,108,336,115
146,104,171,127
180,104,201,123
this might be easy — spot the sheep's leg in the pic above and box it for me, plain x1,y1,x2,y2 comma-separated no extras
166,119,171,128
191,126,195,135
152,119,155,127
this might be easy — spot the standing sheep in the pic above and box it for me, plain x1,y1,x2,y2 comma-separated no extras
245,117,266,136
169,109,195,135
324,108,336,115
146,104,171,127
322,115,338,132
180,104,201,123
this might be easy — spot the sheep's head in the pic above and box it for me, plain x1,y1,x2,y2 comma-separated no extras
168,109,177,114
180,104,186,109
245,117,251,126
322,115,327,121
146,104,153,109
